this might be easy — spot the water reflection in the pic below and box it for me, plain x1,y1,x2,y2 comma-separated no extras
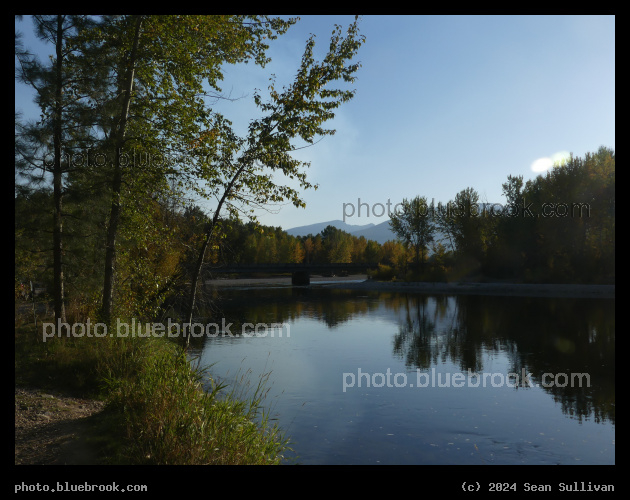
389,294,615,424
194,287,614,426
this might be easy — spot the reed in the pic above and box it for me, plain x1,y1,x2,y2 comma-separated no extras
15,315,291,465
104,338,291,464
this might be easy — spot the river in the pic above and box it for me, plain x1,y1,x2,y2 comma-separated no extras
186,281,615,465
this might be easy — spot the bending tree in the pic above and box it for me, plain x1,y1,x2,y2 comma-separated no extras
183,18,366,341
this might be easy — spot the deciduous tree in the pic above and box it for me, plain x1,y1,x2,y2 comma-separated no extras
389,196,435,273
183,18,365,337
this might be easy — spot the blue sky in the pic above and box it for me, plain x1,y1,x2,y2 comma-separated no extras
15,15,615,231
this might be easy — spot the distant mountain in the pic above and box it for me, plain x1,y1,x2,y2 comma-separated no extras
350,220,397,244
286,219,397,244
285,220,375,238
287,218,451,248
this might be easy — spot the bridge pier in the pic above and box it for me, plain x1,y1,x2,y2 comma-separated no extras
292,271,310,285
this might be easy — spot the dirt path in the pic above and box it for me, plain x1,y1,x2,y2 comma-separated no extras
15,386,106,465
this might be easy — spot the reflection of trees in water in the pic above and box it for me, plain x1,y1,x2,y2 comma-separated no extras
392,294,493,374
492,297,615,425
392,294,615,424
191,286,614,424
197,288,386,340
392,295,438,370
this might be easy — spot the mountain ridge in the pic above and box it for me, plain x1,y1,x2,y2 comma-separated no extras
286,219,397,244
286,218,450,247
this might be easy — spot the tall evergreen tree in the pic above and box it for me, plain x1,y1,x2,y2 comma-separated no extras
16,15,102,322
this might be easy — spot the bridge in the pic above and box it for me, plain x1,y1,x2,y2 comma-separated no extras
207,263,378,285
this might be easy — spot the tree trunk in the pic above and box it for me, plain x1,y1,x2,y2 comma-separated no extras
183,226,213,342
184,162,247,346
52,16,66,323
101,16,144,322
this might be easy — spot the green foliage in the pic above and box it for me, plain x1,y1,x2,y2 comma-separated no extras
389,196,435,272
378,147,614,284
439,187,490,262
15,189,51,294
15,317,291,464
514,146,615,283
320,225,353,263
16,13,614,463
369,264,396,281
105,343,290,464
162,16,367,326
397,147,615,284
363,239,381,264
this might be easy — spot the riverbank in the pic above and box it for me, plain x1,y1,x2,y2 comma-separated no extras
15,313,291,465
322,279,615,298
206,275,614,298
205,274,368,287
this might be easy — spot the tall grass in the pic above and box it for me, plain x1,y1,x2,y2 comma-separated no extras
15,310,292,465
104,339,291,464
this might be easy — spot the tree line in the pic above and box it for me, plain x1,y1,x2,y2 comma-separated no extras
388,146,615,284
201,219,407,268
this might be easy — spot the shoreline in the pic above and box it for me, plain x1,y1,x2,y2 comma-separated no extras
322,280,615,298
206,275,614,298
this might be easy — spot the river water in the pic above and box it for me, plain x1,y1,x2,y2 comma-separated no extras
188,283,614,465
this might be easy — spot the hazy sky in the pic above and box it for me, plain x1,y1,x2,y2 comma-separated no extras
15,15,615,231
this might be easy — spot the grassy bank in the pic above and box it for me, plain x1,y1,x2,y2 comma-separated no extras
15,310,291,465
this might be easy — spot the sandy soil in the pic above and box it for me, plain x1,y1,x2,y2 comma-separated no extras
15,386,105,465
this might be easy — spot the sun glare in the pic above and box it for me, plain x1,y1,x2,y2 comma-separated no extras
531,158,553,173
531,150,571,173
550,150,571,166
